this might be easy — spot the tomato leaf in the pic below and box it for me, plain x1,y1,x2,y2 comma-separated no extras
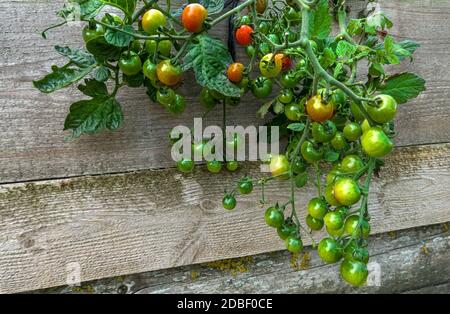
183,35,241,97
104,25,135,47
257,98,276,118
86,36,122,60
99,0,137,17
336,41,357,59
33,64,94,93
287,123,305,132
380,73,426,104
64,96,123,138
308,0,331,40
55,46,96,68
93,66,111,82
201,0,225,15
58,0,104,20
78,78,109,97
324,149,340,162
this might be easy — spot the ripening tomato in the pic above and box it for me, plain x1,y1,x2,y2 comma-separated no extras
156,60,182,86
259,53,283,78
181,3,208,33
270,154,290,179
361,127,394,158
306,95,335,122
142,9,166,34
256,0,268,13
367,94,397,123
227,62,245,83
333,177,361,206
235,25,254,46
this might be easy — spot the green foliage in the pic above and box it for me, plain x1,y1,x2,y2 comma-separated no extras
99,0,137,18
183,35,241,97
308,0,332,40
380,73,426,104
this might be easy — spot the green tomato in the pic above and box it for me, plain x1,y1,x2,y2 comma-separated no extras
223,194,237,210
311,120,337,143
307,197,328,220
267,33,280,44
157,40,172,57
280,71,301,89
238,177,253,194
251,77,273,98
341,155,364,174
284,103,302,121
340,259,368,286
278,89,294,104
166,94,186,114
367,94,397,123
301,141,323,163
333,177,361,206
143,59,157,82
156,87,176,105
344,215,371,238
331,132,347,150
331,89,347,106
240,15,252,25
343,122,362,141
119,52,142,76
82,23,105,43
142,9,167,34
226,161,239,172
332,113,348,131
207,160,222,173
258,21,269,34
344,244,370,264
361,127,394,158
177,158,194,173
285,236,303,253
265,206,284,228
130,40,142,52
318,238,343,264
245,45,256,58
200,88,218,109
305,215,324,231
258,42,271,55
295,174,308,188
324,211,344,230
144,39,157,54
292,158,307,174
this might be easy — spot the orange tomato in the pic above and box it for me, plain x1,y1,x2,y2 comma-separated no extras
181,4,208,33
227,62,245,83
306,94,335,122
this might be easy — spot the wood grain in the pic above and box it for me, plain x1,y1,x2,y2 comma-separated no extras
0,0,449,182
1,143,449,293
37,224,450,294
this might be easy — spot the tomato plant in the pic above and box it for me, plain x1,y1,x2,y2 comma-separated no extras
35,0,425,288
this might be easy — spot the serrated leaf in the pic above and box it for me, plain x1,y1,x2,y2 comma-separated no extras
86,36,122,60
336,41,357,59
380,73,426,104
320,47,336,68
183,35,240,97
202,0,225,15
64,96,123,138
78,78,108,97
104,25,135,47
308,0,331,40
55,46,96,68
287,123,305,132
99,0,137,17
93,66,110,82
33,64,94,93
333,62,344,78
58,0,104,20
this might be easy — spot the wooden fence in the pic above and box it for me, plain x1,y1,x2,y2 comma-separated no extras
0,0,449,293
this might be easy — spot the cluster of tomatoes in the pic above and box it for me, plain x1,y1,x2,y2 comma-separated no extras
81,4,212,115
216,5,400,286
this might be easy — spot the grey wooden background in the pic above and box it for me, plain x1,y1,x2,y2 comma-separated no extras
0,0,449,293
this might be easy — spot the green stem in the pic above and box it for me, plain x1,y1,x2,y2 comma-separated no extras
132,0,157,23
210,0,256,27
336,8,357,45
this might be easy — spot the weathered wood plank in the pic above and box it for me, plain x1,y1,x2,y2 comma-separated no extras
35,224,450,294
1,0,449,182
1,143,449,293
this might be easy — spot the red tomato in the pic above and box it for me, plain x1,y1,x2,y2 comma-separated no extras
181,4,208,33
227,62,245,83
235,25,254,46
